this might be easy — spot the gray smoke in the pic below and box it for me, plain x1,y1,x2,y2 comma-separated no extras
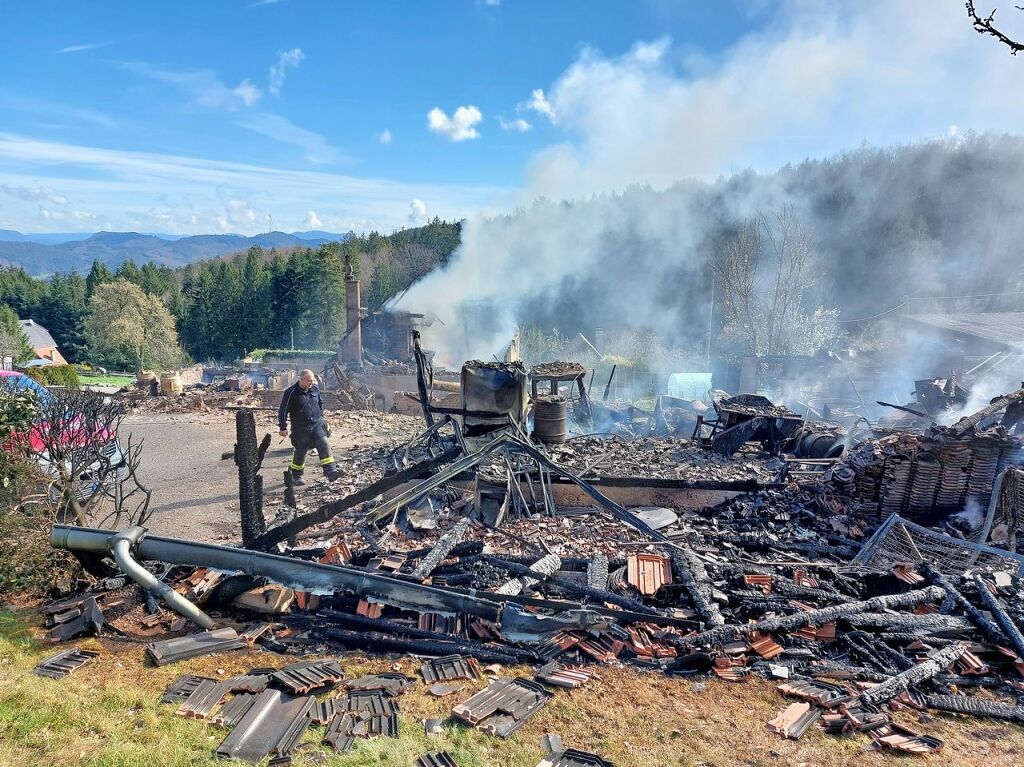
398,2,1024,382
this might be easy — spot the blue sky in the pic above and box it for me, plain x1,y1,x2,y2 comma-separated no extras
1,1,1022,235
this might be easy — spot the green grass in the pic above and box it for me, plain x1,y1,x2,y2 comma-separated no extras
79,375,135,387
0,610,539,767
5,607,1024,767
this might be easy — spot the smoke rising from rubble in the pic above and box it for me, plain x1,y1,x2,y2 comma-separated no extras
398,1,1024,374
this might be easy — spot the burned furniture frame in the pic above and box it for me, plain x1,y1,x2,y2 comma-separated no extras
692,394,804,456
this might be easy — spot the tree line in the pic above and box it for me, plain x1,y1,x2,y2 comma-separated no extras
0,218,461,370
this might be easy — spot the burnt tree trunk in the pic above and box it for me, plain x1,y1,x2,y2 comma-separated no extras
236,409,266,549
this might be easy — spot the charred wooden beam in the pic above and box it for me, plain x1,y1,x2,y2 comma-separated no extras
681,586,945,646
924,694,1024,722
481,554,659,615
411,519,472,581
858,643,967,705
236,410,266,549
973,574,1024,659
950,386,1024,436
921,564,1008,647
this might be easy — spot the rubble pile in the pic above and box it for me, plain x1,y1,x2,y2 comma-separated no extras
32,380,1024,761
123,384,263,417
543,436,785,485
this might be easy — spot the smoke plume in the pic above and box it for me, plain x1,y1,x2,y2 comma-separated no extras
399,1,1024,373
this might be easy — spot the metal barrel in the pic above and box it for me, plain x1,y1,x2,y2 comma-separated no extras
533,395,568,444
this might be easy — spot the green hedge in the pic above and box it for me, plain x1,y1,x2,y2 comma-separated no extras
247,349,336,362
23,364,81,389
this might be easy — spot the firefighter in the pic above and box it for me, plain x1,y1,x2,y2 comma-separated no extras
278,369,340,485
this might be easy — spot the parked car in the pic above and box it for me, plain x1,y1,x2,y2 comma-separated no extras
0,371,127,503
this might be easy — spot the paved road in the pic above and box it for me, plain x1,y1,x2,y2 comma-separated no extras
121,410,421,542
122,414,292,542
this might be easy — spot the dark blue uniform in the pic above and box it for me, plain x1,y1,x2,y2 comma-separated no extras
278,382,337,478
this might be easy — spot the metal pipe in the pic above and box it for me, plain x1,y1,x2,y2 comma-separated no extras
108,526,215,629
52,524,502,621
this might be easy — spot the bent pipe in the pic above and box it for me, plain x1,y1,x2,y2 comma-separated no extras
109,526,215,630
52,524,503,622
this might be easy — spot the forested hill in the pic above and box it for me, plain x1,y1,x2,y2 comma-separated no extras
0,230,347,275
0,218,461,364
173,218,461,361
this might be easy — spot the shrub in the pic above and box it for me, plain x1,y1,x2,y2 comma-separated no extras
22,364,80,389
0,450,78,599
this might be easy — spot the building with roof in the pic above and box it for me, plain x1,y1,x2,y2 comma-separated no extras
18,319,66,365
903,312,1024,376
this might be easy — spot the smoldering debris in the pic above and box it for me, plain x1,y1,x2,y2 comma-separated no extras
33,367,1024,761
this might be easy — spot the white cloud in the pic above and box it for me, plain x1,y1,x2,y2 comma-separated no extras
269,48,305,96
521,88,555,121
1,184,69,205
0,133,508,234
35,206,96,225
233,79,263,106
56,42,110,54
498,117,532,132
631,38,670,64
236,112,340,164
408,198,427,225
303,210,323,229
216,199,258,231
124,63,259,111
378,128,392,145
484,0,501,5
427,105,483,141
1,93,118,130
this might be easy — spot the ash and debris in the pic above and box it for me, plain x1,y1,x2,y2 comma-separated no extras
33,378,1024,761
544,436,784,484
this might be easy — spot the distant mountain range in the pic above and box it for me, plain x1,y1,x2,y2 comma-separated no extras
0,229,351,275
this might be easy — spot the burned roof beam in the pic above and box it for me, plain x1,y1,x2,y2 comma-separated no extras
972,573,1024,659
921,564,1009,648
481,554,659,615
361,433,670,543
680,586,945,646
949,386,1024,436
858,643,967,706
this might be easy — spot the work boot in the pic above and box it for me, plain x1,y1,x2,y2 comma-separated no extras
290,471,306,487
325,466,344,483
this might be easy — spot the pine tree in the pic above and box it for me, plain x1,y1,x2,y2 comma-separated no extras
0,304,33,364
85,260,113,300
114,259,142,285
180,269,219,362
39,273,88,362
241,246,271,352
213,260,244,359
302,244,347,348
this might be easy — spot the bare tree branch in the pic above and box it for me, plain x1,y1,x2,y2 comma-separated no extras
967,1,1024,54
2,382,152,529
